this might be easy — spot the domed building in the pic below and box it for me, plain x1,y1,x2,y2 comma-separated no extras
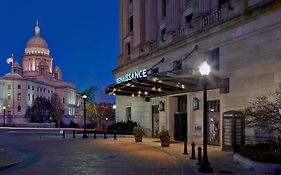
0,21,82,125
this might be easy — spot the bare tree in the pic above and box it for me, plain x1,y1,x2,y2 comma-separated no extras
51,93,64,128
242,92,281,134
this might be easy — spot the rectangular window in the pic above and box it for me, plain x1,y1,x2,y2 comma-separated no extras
208,100,220,112
161,28,166,42
152,67,159,74
185,13,193,24
126,42,131,55
63,98,65,104
8,84,11,89
178,95,187,112
126,107,132,121
7,93,11,100
17,93,21,101
32,86,34,90
173,60,182,70
209,48,220,70
28,85,30,89
18,84,21,89
218,0,229,9
32,94,34,101
129,16,133,32
162,0,167,17
28,94,30,101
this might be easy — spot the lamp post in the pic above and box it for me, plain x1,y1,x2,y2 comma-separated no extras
82,94,88,138
198,61,213,173
3,106,6,127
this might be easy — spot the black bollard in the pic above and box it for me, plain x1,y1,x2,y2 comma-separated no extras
196,146,202,165
104,132,107,139
94,132,96,139
73,130,76,138
114,130,117,140
190,142,196,159
63,130,65,139
182,139,188,155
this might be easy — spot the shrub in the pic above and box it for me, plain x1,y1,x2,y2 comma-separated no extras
240,144,281,163
159,129,170,141
133,126,144,136
107,120,138,131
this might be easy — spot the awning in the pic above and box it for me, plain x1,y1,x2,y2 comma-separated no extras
106,69,228,98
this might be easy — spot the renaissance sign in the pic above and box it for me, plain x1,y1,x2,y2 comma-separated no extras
116,69,147,84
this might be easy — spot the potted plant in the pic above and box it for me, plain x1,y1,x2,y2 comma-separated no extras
133,126,144,142
159,129,170,147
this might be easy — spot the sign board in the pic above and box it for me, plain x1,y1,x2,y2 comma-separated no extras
116,69,147,84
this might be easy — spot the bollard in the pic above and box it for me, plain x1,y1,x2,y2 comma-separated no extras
104,132,107,139
196,146,202,165
182,139,188,155
63,130,65,139
93,132,96,139
73,130,76,138
114,130,117,140
190,142,196,159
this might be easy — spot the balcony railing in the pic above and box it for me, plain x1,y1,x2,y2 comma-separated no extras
202,10,222,28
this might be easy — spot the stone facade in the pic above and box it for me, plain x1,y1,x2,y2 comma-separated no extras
110,0,281,147
0,21,82,124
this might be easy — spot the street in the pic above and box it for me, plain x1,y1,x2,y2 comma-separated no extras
0,130,180,175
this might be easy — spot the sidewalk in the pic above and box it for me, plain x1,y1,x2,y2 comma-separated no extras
118,137,265,175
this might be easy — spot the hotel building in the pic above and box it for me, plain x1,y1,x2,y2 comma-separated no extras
107,0,281,149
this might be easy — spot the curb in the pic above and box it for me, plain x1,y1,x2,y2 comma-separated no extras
233,153,281,175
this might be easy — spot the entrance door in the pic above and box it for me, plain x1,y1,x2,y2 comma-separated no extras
152,105,159,137
174,112,187,141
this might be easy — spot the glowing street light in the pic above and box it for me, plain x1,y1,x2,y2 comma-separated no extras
198,61,213,173
82,94,88,138
3,106,6,127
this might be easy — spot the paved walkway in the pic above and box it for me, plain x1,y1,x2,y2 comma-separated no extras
0,132,266,175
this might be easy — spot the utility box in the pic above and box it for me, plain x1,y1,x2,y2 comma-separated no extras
222,111,245,152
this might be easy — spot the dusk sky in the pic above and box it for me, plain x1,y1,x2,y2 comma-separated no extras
0,0,119,103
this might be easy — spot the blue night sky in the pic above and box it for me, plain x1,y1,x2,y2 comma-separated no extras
0,0,118,103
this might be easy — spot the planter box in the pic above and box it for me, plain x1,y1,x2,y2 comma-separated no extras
233,153,281,175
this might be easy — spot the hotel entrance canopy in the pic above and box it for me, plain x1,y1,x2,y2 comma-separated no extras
106,69,228,98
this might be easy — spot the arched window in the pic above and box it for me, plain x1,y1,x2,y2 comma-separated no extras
18,105,21,112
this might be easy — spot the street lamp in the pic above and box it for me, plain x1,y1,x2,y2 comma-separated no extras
3,106,6,127
198,61,213,173
82,94,88,138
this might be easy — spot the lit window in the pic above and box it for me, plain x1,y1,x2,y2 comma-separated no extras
17,93,21,101
7,93,11,100
8,84,11,89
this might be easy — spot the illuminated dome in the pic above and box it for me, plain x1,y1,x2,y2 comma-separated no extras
24,20,50,55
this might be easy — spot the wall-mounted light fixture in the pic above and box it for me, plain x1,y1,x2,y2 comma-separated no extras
159,101,165,111
193,97,199,111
